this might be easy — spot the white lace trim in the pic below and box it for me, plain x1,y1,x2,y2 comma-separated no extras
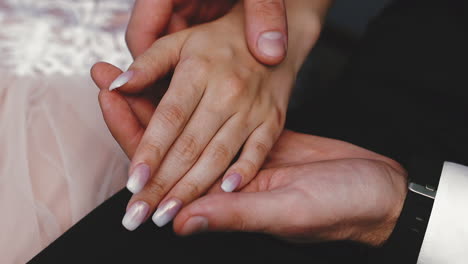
0,0,134,76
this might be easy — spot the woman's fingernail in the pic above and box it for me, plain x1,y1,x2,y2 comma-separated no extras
127,163,150,194
257,31,286,57
181,216,209,236
109,70,134,91
221,173,242,193
152,198,183,227
122,201,149,231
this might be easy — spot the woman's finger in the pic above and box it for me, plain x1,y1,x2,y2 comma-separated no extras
122,105,233,231
126,93,230,196
244,0,288,65
125,58,208,202
109,32,185,94
150,114,250,227
220,121,279,192
126,0,173,58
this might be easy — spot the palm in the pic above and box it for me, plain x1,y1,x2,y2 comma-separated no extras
231,131,407,243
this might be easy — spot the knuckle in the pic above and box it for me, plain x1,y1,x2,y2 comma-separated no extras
254,141,270,156
240,159,258,176
145,178,167,200
179,56,210,74
179,181,202,199
230,196,251,231
173,134,200,164
213,46,236,60
142,141,163,160
208,143,232,164
222,74,247,103
158,104,186,129
178,56,210,92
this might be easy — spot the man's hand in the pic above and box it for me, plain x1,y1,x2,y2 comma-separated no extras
91,62,407,245
126,0,288,65
173,131,408,246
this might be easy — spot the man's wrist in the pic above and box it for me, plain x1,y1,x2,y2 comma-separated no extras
351,188,407,247
349,166,408,247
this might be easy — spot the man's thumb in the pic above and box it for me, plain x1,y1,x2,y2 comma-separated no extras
244,0,288,66
174,192,284,236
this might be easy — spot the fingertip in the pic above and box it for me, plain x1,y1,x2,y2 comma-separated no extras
255,31,287,65
221,173,242,193
172,206,194,235
244,0,288,66
176,216,209,236
91,62,123,90
173,195,214,234
109,70,135,91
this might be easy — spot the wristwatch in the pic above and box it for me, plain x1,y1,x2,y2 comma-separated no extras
379,157,443,264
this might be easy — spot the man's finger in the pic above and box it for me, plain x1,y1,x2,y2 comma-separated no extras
91,63,144,157
244,0,288,66
173,191,287,235
126,0,174,58
91,62,155,157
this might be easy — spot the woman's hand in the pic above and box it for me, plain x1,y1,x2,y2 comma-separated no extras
174,130,408,247
126,0,288,65
92,1,329,231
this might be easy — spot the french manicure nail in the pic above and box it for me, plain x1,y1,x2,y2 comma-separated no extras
258,31,286,58
122,201,149,231
152,198,183,227
221,173,242,193
109,70,134,91
181,216,209,236
127,163,151,194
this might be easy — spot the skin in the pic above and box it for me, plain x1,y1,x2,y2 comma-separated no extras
92,0,329,228
126,0,289,65
91,1,408,245
90,69,409,244
174,130,408,246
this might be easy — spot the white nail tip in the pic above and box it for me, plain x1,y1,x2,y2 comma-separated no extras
126,178,141,194
122,201,149,231
221,174,242,193
126,164,150,194
109,71,134,91
152,199,183,227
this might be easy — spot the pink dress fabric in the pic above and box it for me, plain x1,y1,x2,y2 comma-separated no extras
0,1,134,263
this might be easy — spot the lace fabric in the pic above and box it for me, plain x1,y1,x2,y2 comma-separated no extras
0,0,133,76
0,0,134,263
